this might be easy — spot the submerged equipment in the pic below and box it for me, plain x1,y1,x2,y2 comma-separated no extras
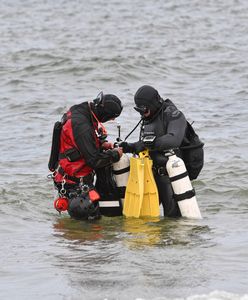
95,165,123,217
123,150,160,218
68,194,100,220
54,197,69,212
165,150,202,219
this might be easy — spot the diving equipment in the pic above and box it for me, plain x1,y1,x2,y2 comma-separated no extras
123,155,144,217
139,151,160,217
123,150,159,218
112,153,130,206
165,150,202,219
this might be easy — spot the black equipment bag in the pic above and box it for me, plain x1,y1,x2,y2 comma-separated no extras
95,165,123,216
48,121,63,172
180,122,204,180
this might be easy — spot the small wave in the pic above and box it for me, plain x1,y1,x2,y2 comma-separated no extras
137,291,248,300
182,291,248,300
5,79,29,85
11,48,69,61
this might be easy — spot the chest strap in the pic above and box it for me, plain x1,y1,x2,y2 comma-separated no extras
59,148,82,162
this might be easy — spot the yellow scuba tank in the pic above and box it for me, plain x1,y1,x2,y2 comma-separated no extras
165,150,202,219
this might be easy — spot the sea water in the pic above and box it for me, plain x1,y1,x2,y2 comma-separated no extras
0,0,247,299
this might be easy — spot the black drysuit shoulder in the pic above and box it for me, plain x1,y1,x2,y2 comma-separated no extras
163,99,184,121
70,102,119,169
152,99,187,151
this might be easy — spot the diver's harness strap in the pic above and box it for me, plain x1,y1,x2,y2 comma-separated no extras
112,166,130,175
59,148,82,162
57,167,94,185
152,165,168,176
174,189,196,202
169,171,189,182
166,167,195,201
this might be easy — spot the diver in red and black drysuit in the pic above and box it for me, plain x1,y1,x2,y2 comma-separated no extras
48,92,123,220
119,85,188,217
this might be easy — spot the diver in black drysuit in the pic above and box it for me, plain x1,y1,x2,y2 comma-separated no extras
120,85,187,217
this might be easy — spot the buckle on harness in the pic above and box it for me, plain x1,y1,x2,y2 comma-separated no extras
60,178,66,195
79,177,90,193
157,166,167,176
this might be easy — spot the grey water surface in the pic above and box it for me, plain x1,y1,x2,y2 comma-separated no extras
0,0,248,299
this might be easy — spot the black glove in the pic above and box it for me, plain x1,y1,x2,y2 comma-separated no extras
119,141,145,154
132,141,146,154
119,142,134,153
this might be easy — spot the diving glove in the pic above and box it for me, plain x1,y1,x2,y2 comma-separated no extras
119,141,145,154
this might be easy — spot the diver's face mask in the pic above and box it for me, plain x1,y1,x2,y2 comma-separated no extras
134,105,149,117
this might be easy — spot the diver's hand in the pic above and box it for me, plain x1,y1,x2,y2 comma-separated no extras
132,141,146,154
118,142,133,153
102,141,114,150
119,141,145,154
113,147,123,158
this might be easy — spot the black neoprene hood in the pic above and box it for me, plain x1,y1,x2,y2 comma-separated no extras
95,94,123,122
103,94,123,117
134,85,162,113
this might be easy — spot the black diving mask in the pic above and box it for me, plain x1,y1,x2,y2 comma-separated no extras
134,105,148,116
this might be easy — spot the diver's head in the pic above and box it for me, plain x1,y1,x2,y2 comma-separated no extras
134,85,163,118
93,92,123,123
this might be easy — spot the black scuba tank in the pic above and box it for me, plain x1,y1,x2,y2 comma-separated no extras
48,121,63,172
